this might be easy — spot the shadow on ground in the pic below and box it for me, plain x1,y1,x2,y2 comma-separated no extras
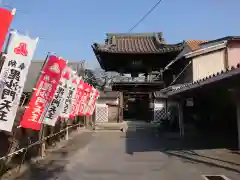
14,132,93,180
124,122,240,174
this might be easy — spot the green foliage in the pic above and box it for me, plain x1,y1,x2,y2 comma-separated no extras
84,69,99,88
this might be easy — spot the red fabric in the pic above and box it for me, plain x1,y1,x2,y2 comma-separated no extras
0,8,14,51
20,56,66,130
83,84,92,116
69,77,82,120
77,83,91,116
85,88,96,116
87,90,99,116
14,42,28,56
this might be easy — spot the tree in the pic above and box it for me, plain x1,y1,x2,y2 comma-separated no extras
84,69,98,87
85,68,121,91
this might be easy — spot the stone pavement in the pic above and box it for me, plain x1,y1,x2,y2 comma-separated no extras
2,122,240,180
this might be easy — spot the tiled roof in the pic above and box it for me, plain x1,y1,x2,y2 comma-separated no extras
166,64,240,96
92,32,184,54
200,36,240,46
185,40,208,51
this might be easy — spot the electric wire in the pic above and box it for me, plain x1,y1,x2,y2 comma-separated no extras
128,0,164,32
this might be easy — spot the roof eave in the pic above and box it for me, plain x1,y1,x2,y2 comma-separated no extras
92,45,184,55
91,44,106,70
167,64,240,97
185,41,227,59
201,36,240,45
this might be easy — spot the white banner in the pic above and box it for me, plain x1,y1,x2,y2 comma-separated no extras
69,75,81,119
43,78,66,126
0,31,38,132
61,68,77,118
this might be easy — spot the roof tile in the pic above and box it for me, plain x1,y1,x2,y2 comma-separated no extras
93,32,184,54
185,40,208,51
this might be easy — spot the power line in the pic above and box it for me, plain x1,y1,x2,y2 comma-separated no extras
128,0,164,32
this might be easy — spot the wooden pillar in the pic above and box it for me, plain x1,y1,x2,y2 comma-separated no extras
178,100,184,136
149,92,154,122
38,124,46,158
84,116,87,128
65,126,69,140
119,92,124,122
85,116,89,129
65,118,69,140
144,73,148,82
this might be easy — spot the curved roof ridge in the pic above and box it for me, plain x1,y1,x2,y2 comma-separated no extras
106,32,163,37
92,32,184,54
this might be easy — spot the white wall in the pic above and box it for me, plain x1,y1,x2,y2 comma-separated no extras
192,50,225,81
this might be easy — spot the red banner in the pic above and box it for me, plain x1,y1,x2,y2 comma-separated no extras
87,90,99,116
0,8,15,51
83,84,92,115
20,55,66,130
85,88,96,116
77,83,91,116
69,79,84,120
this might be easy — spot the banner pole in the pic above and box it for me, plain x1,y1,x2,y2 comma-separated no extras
65,118,69,140
37,52,51,158
3,34,43,167
18,52,50,158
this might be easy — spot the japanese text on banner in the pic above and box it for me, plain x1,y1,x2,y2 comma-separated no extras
77,83,91,116
20,55,66,130
0,31,38,132
61,68,76,118
43,69,69,126
89,90,99,115
69,78,83,120
85,87,96,116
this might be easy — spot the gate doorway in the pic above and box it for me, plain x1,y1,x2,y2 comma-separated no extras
123,93,151,122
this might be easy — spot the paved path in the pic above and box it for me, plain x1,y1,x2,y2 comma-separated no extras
9,124,240,180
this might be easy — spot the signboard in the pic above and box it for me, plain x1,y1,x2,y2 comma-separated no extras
0,31,38,132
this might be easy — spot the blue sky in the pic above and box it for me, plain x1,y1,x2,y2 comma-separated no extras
1,0,240,68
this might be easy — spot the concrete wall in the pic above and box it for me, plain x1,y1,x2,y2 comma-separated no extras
192,49,225,81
